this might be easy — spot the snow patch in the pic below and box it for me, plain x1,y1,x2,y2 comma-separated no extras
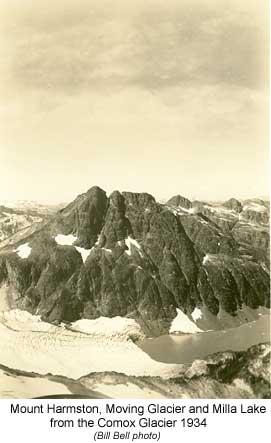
95,235,101,246
54,234,92,262
15,243,32,259
203,205,237,216
202,254,210,265
202,254,219,265
262,345,271,358
191,307,203,322
125,236,142,256
170,309,203,334
179,206,197,214
55,234,77,246
166,206,197,216
75,246,93,263
55,234,93,263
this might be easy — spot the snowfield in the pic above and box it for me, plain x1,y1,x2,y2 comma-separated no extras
54,234,93,262
54,234,78,245
0,368,72,399
0,309,184,380
124,236,143,256
15,243,32,259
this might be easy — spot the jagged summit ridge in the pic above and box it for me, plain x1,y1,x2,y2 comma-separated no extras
0,186,269,335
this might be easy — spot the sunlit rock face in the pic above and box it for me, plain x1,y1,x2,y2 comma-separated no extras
0,187,269,335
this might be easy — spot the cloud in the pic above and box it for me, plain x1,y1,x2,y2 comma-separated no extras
0,0,268,202
1,0,267,96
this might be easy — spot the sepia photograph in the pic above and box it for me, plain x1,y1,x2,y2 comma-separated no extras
0,0,269,399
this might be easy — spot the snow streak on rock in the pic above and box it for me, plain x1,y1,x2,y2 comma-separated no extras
54,234,78,245
15,243,32,259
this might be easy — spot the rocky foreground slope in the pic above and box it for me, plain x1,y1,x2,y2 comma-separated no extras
77,343,271,399
1,343,270,399
0,187,269,335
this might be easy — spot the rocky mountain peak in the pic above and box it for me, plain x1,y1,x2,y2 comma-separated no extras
223,198,242,213
0,186,269,336
167,195,192,209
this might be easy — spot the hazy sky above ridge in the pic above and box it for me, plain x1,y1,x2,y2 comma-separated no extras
0,0,269,203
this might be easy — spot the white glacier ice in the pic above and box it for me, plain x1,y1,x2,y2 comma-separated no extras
0,309,183,379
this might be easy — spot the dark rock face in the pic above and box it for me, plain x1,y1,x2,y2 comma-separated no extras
223,198,243,213
0,187,269,335
52,186,108,249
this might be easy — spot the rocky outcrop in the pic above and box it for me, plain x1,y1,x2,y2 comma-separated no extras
242,199,269,224
0,187,269,335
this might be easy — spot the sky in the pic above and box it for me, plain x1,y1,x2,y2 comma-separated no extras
0,0,269,203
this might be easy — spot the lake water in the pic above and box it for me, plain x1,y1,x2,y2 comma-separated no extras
138,315,270,364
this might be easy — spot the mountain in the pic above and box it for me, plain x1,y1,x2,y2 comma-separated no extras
166,195,269,263
0,186,269,335
0,201,63,250
0,205,43,243
1,200,65,215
